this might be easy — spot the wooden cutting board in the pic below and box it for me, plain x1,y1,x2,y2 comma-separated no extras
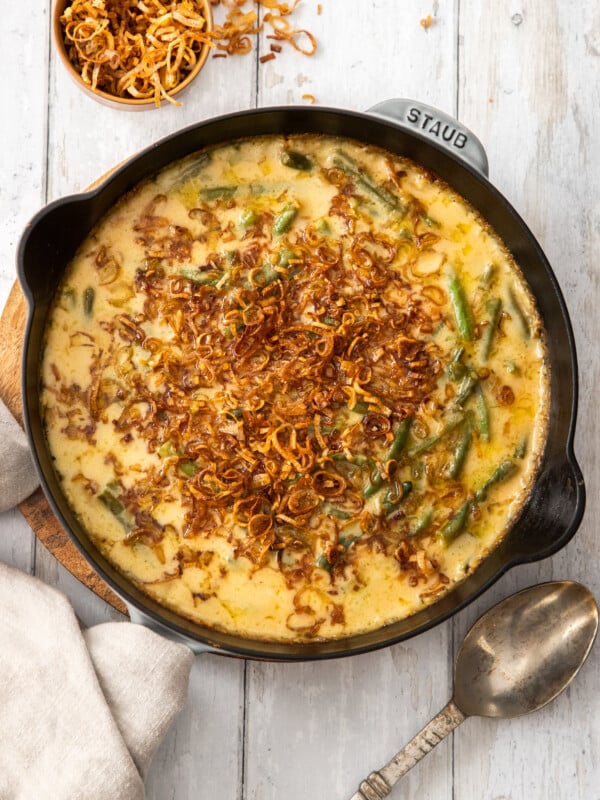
1,281,128,615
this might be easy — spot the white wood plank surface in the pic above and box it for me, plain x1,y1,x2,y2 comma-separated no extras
0,1,51,579
454,2,600,798
1,1,599,798
247,6,460,799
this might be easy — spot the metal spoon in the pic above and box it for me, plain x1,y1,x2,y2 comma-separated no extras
349,580,598,800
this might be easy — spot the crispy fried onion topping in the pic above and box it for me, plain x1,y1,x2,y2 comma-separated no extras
49,170,455,636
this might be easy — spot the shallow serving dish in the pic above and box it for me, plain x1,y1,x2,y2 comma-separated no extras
52,0,213,110
17,100,585,660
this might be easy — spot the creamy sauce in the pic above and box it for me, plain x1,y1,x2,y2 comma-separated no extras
41,135,549,641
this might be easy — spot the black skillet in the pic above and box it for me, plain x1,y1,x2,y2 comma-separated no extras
17,99,585,660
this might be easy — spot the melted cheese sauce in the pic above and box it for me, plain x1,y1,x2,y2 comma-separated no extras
41,135,549,641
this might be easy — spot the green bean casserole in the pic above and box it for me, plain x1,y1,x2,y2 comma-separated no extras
41,134,549,640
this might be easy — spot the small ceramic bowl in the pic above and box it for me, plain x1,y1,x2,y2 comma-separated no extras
52,0,213,110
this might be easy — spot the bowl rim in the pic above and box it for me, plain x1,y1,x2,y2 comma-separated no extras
51,0,214,108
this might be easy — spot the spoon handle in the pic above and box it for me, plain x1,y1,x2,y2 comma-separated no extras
348,700,466,800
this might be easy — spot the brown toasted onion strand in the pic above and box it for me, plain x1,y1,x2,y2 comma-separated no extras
210,1,316,59
362,413,392,439
311,471,347,497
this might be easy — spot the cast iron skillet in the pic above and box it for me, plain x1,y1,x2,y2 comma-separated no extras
18,99,585,660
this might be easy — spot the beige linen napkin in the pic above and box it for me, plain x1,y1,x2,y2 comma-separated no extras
0,399,38,512
0,398,195,799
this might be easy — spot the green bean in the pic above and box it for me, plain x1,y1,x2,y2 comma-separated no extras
240,208,258,228
173,152,210,186
62,287,76,308
383,481,413,512
364,418,412,498
480,262,497,288
316,553,332,572
281,150,313,171
408,415,463,456
306,421,335,438
351,454,373,467
332,151,405,214
480,297,502,362
448,272,475,341
351,400,370,415
159,441,177,458
83,287,95,317
332,453,358,466
321,502,352,520
439,500,470,544
408,508,434,537
447,347,467,380
222,249,239,265
508,287,531,339
514,436,529,459
436,459,520,546
179,461,199,477
316,218,331,234
98,485,133,531
363,473,385,500
338,532,361,549
332,453,374,476
180,268,220,286
98,490,124,516
474,459,517,502
504,360,521,375
404,421,515,549
277,248,298,268
322,316,338,327
399,481,413,499
273,204,298,235
259,262,280,286
200,186,237,201
445,426,472,480
388,418,413,460
455,372,478,406
475,385,490,442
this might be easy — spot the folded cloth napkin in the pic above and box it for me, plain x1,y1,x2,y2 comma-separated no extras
0,398,195,799
0,399,39,512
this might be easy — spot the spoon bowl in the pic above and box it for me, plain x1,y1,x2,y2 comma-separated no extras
350,581,598,800
454,581,598,718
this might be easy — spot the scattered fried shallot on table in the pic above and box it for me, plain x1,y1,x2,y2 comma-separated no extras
210,0,316,57
59,0,317,106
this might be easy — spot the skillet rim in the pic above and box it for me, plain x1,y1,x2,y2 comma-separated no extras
17,104,585,660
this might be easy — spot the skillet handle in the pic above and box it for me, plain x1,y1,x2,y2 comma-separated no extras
367,99,489,177
510,451,585,562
